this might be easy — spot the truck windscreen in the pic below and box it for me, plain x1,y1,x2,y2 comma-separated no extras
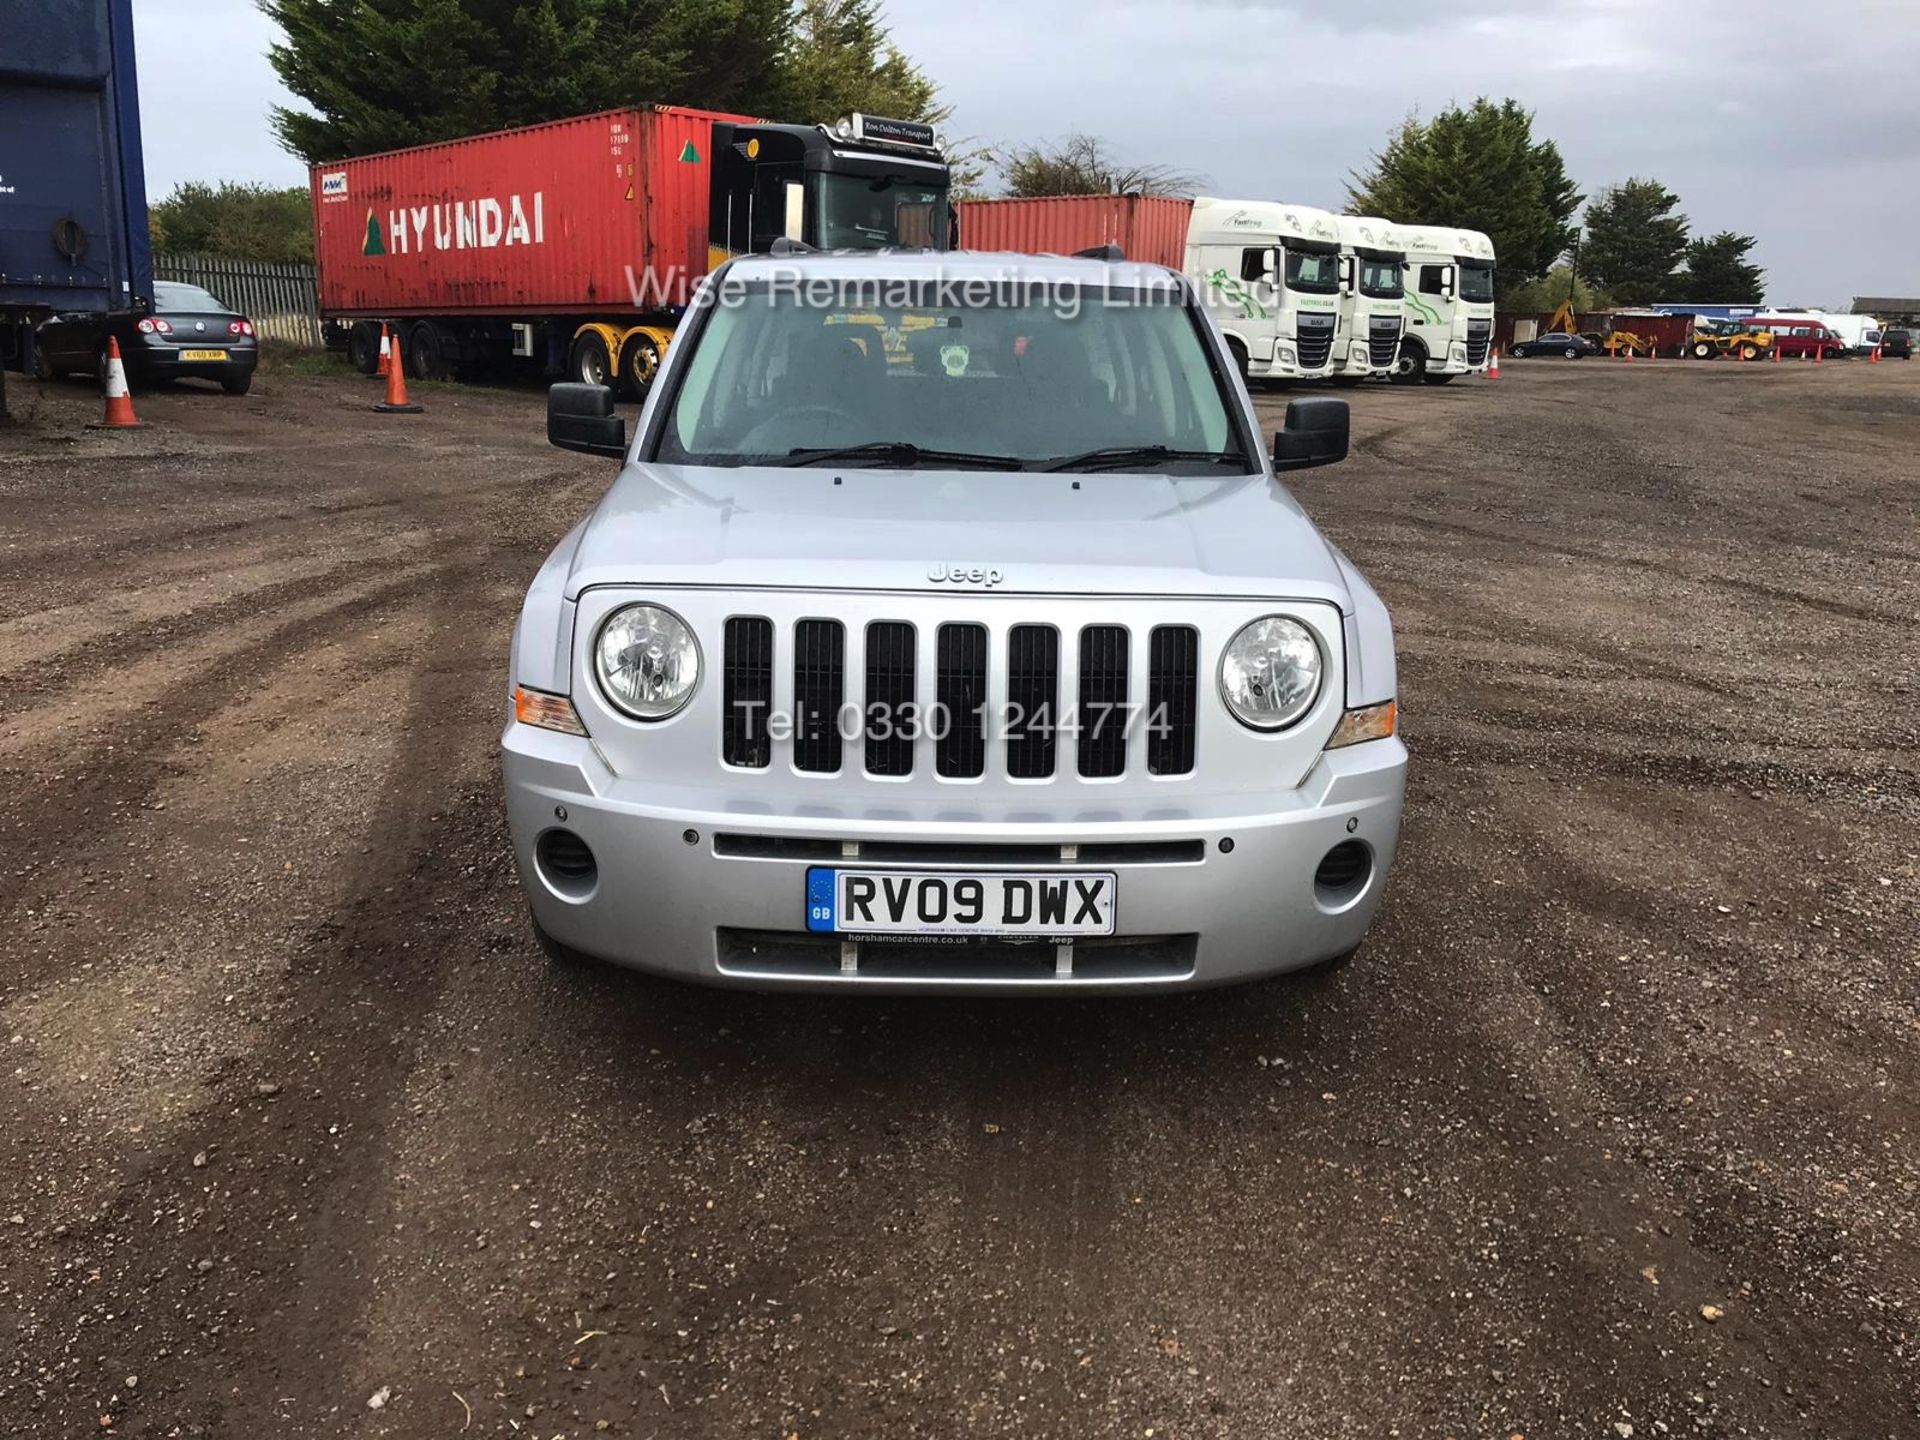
1357,259,1403,299
816,174,950,250
1459,263,1495,303
1284,249,1341,295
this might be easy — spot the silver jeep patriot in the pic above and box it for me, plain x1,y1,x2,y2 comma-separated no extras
503,250,1405,991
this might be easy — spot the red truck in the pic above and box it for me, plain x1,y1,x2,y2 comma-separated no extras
312,108,951,393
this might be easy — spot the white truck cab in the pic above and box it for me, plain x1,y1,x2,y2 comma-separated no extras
1331,215,1407,387
1186,197,1344,383
1393,225,1496,385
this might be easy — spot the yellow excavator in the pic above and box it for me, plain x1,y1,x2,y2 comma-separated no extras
1546,300,1658,357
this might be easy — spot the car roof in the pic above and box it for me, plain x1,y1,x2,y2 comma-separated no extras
720,249,1188,291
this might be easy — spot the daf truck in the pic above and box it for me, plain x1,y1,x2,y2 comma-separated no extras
1185,198,1344,383
1393,225,1496,384
1330,215,1407,386
313,108,951,394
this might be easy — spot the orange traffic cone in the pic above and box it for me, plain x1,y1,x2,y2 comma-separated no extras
1773,344,1780,363
1814,343,1824,365
374,330,422,413
1487,347,1501,379
376,324,391,378
1871,344,1882,363
88,337,145,429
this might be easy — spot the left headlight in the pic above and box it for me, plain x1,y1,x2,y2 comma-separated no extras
594,604,700,720
1219,616,1322,730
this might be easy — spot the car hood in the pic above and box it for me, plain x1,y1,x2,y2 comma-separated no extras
562,463,1354,609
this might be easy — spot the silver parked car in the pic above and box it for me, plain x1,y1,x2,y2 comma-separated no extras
503,250,1405,991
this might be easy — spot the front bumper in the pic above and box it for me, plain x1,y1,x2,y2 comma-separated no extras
502,722,1408,993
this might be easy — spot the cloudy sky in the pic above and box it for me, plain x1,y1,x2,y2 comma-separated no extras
136,0,1920,307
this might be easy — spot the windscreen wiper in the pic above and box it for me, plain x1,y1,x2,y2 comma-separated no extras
1042,445,1248,473
787,442,1025,470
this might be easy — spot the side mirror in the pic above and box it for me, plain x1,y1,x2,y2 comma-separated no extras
1272,397,1349,472
548,382,627,460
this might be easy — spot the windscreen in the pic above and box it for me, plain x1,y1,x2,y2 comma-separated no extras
1459,263,1495,303
1284,248,1341,294
655,279,1246,472
154,281,228,312
816,173,949,250
1357,257,1403,298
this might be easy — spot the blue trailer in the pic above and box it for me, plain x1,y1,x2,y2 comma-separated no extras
0,0,152,413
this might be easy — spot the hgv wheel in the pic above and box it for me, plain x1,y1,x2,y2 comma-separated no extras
1390,345,1426,386
1423,371,1455,385
569,331,613,387
620,334,662,398
346,322,380,375
407,321,449,381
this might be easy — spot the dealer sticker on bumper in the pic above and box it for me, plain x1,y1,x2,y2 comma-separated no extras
806,868,1116,939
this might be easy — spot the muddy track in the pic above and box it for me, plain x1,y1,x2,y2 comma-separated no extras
1,360,1917,1439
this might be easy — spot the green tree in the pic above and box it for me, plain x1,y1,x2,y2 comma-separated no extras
1578,178,1688,305
149,181,315,263
262,0,794,161
992,133,1205,198
772,0,939,125
1674,230,1765,303
1505,264,1613,316
1348,99,1580,303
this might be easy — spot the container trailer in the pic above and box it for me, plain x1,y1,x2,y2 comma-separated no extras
0,0,153,417
312,108,951,394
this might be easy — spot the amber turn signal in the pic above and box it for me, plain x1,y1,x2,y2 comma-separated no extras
514,685,588,736
1326,699,1396,750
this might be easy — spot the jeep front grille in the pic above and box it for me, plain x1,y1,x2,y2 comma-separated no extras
792,619,844,774
721,617,774,768
722,618,1201,781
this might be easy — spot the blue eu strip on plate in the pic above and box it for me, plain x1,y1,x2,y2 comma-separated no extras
806,867,837,933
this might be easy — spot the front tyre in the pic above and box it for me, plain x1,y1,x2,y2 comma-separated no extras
1423,371,1455,385
568,330,613,388
1691,341,1715,360
1389,344,1427,386
1739,343,1761,361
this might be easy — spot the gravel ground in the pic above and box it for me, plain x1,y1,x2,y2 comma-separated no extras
0,355,1915,1439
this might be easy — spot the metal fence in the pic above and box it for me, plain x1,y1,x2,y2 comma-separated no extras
152,254,323,347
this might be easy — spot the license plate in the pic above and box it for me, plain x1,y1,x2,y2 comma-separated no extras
806,868,1116,939
178,349,228,361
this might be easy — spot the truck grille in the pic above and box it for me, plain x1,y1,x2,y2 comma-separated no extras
1367,316,1402,369
1466,317,1491,367
722,618,1201,781
1296,313,1336,370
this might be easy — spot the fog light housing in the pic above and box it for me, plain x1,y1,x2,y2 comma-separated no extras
536,828,598,899
1314,840,1373,908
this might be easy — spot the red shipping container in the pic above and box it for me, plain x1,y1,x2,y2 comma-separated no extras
311,105,755,319
956,194,1193,270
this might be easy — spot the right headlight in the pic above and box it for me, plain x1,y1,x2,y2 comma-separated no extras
594,604,700,720
1219,616,1322,730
